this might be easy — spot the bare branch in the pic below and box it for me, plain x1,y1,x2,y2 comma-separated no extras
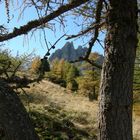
86,59,102,69
66,21,105,40
10,61,22,78
0,60,11,79
44,33,66,57
97,39,104,49
0,0,90,42
70,57,102,69
69,0,103,69
84,0,103,59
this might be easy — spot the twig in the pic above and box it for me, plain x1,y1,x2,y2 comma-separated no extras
70,0,103,69
10,61,22,78
44,33,66,57
0,0,90,42
84,0,103,59
66,22,105,40
97,39,104,49
70,57,102,69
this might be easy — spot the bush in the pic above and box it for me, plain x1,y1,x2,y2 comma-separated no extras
66,80,78,91
46,72,66,87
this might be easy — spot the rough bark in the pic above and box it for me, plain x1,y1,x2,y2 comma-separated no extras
98,0,138,140
0,80,39,140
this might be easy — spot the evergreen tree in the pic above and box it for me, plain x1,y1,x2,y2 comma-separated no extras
66,65,79,83
77,68,100,100
37,57,50,80
41,58,50,72
39,58,50,74
47,59,67,87
66,65,79,91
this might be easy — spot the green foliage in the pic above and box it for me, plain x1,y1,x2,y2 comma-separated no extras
42,59,50,72
47,52,102,95
0,49,11,69
46,59,65,87
47,59,79,90
66,65,79,91
28,105,96,140
77,69,100,100
66,80,78,91
0,48,30,78
47,54,101,96
0,48,38,91
75,52,101,100
46,72,67,87
66,65,79,83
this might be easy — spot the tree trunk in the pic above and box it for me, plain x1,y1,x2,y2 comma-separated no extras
98,0,138,140
0,80,39,140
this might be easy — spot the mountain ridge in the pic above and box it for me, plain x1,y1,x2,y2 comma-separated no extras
49,42,88,62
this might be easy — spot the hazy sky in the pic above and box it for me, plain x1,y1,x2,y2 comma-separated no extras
0,1,105,58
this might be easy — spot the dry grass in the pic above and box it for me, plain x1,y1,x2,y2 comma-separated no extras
26,80,98,118
20,80,140,139
133,103,140,139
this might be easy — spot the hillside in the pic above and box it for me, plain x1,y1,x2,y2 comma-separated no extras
20,80,140,140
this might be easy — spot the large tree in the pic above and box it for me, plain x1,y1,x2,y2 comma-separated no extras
98,0,138,139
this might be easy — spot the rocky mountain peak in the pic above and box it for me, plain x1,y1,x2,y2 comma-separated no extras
49,42,88,62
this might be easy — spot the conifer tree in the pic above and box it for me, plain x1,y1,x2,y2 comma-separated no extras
66,65,79,91
30,57,41,74
63,61,71,79
56,59,65,78
51,58,60,75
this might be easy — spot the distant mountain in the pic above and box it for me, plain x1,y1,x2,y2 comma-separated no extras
49,42,88,62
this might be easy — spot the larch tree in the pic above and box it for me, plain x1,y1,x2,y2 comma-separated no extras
30,56,42,74
66,64,79,91
98,0,138,139
56,59,65,79
0,0,138,140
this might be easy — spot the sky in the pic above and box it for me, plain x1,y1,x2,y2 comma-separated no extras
0,1,105,58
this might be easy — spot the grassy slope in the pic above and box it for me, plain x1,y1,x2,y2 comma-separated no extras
20,80,140,140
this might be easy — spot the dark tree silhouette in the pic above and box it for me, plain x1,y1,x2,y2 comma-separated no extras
0,79,39,140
